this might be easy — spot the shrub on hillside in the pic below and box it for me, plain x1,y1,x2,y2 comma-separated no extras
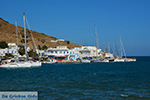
42,45,48,50
0,41,8,49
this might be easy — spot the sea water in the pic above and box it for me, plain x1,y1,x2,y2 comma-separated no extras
0,57,150,100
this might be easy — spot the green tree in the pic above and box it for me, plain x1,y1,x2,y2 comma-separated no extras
38,45,41,50
21,39,28,43
4,53,14,58
42,45,48,50
21,39,25,43
0,41,8,49
66,40,70,44
28,50,38,57
41,39,45,43
18,46,25,55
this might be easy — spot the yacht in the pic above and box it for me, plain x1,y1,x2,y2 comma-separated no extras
0,13,41,68
91,25,102,62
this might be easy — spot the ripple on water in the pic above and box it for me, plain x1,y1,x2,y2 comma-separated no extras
0,57,150,100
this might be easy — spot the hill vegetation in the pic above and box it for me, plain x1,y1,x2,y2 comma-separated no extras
0,17,81,49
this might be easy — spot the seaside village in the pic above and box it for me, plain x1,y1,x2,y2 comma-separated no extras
0,14,136,68
0,40,136,67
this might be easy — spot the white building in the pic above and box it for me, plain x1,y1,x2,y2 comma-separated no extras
68,47,80,61
51,39,65,43
45,46,69,61
0,43,31,57
104,52,114,59
0,43,18,57
43,46,103,61
78,46,102,58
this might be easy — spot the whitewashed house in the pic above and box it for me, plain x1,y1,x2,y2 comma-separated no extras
45,46,69,61
78,46,102,59
0,43,18,57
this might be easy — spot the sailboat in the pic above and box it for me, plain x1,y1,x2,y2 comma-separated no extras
114,36,130,62
0,13,41,68
0,21,31,68
92,25,102,62
22,13,41,67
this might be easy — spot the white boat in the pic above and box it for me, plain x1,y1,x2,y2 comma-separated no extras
114,58,125,62
0,63,18,68
101,59,109,62
92,59,102,62
17,62,32,67
0,13,41,68
113,37,136,62
22,13,41,67
81,59,91,63
43,59,57,64
0,62,31,68
126,58,136,62
43,61,57,64
92,25,102,63
29,61,42,67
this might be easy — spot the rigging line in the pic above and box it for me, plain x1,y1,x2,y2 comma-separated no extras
114,39,119,56
110,44,113,54
25,17,38,53
113,38,115,55
16,25,23,41
108,42,110,53
120,37,127,58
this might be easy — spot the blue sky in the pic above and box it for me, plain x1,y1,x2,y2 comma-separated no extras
0,0,150,56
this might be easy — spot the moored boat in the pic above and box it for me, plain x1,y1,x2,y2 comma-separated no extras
81,59,91,63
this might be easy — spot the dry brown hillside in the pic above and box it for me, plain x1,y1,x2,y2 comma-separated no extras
0,17,81,49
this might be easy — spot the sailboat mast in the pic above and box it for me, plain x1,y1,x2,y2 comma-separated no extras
113,38,115,55
103,44,105,52
15,21,18,57
94,25,98,57
120,36,123,58
108,42,110,53
23,13,27,61
120,37,127,58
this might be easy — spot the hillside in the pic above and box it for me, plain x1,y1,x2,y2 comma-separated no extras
0,17,81,49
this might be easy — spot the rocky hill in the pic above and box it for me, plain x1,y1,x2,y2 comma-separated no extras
0,17,80,49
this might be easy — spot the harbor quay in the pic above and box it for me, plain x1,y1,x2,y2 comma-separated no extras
0,43,136,65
